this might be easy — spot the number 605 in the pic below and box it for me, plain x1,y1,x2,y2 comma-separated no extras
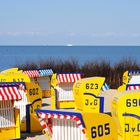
91,123,110,138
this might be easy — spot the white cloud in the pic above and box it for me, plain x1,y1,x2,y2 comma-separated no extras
91,32,140,37
0,31,140,39
0,31,49,36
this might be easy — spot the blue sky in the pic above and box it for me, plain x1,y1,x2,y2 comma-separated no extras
0,0,140,45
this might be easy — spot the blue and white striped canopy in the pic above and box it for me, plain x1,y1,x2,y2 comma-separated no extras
23,69,53,77
39,69,53,76
101,82,110,91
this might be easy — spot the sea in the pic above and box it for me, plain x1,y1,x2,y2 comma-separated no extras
0,45,140,71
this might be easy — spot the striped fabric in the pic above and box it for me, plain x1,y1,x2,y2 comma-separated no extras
101,83,110,91
0,82,26,92
23,70,40,77
128,70,140,76
0,86,22,101
57,73,81,84
128,70,140,84
37,112,85,136
39,69,53,76
23,69,53,77
127,85,140,90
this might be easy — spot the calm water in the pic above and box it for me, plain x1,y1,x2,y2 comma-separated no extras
0,45,140,71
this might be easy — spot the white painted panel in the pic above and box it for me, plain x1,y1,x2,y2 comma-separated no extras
51,119,86,140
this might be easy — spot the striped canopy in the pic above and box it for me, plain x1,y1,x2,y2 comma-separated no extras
0,82,26,91
23,70,39,77
57,73,81,84
101,83,110,91
128,70,140,76
127,84,140,90
39,69,53,76
36,109,85,136
23,69,53,78
0,86,22,101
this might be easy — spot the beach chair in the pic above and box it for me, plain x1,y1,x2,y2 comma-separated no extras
0,82,42,133
0,85,22,140
51,73,81,109
118,70,140,91
111,90,140,140
23,68,53,97
36,76,117,140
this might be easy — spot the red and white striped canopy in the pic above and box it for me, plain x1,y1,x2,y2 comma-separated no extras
57,73,81,84
127,85,140,90
37,112,85,136
0,86,22,101
23,70,40,78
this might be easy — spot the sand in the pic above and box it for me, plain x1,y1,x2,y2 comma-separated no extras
23,133,47,140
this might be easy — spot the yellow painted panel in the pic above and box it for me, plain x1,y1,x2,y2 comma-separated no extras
58,101,75,109
25,82,42,104
122,71,128,84
50,74,57,109
15,108,20,138
42,90,51,97
30,99,42,114
51,87,56,109
73,77,105,112
0,109,20,140
28,87,42,132
21,120,26,132
73,77,105,96
81,112,118,140
0,127,17,140
51,74,57,87
0,73,30,82
82,93,103,112
23,82,42,132
17,70,23,73
0,67,19,73
111,90,140,140
117,85,126,92
30,113,42,132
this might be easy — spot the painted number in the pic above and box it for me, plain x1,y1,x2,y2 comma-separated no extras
0,79,6,82
126,99,140,107
85,99,98,106
86,83,98,89
30,104,40,113
13,78,24,82
91,123,110,138
29,88,39,96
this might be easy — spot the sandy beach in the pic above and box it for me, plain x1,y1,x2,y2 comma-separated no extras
22,133,47,140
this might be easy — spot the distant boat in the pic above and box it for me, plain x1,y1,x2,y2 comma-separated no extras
67,44,73,46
